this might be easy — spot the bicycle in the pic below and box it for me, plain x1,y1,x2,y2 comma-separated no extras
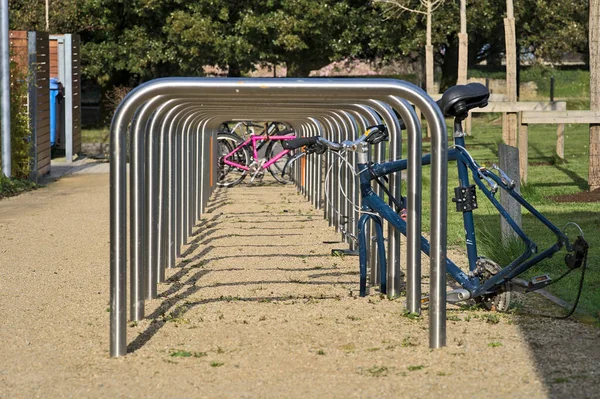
282,83,589,313
217,123,297,187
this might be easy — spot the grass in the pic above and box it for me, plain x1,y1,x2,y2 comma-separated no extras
405,115,599,321
468,65,590,105
81,127,110,144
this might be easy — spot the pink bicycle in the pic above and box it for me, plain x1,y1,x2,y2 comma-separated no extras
216,128,297,187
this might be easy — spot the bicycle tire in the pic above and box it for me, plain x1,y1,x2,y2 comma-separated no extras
266,139,295,184
216,132,250,188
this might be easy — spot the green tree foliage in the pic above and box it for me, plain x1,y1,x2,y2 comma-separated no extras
165,0,372,77
0,60,33,179
7,0,591,89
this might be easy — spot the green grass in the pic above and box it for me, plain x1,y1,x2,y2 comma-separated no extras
82,127,110,144
405,115,599,321
468,65,590,107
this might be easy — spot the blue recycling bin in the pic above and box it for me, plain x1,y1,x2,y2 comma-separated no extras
49,78,63,147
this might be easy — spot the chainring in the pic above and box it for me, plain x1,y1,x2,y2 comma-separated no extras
475,257,512,312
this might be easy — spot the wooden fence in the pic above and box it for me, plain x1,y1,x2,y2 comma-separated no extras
519,111,600,183
10,30,51,180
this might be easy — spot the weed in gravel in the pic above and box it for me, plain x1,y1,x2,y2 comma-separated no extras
447,315,461,321
407,365,425,371
316,349,325,355
210,362,224,367
170,350,207,358
488,342,503,348
346,315,361,321
190,260,208,268
481,313,501,324
340,343,356,353
366,347,380,352
508,299,525,314
401,336,418,347
164,304,191,324
459,303,482,311
402,310,422,320
220,295,242,302
553,377,570,384
129,321,138,327
437,372,450,376
365,366,389,377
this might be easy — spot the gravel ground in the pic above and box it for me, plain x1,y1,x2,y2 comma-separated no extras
0,170,598,398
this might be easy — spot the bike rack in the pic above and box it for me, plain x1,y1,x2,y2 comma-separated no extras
109,78,447,357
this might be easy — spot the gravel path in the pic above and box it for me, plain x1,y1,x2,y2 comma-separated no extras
0,168,598,398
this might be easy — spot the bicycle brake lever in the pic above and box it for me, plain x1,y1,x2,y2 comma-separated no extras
478,169,498,194
492,164,516,189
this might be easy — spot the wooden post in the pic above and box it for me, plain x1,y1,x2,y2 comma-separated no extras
518,113,528,184
589,0,600,190
499,143,521,241
556,101,566,159
27,31,51,181
503,0,518,146
425,0,434,94
457,0,468,85
458,0,470,134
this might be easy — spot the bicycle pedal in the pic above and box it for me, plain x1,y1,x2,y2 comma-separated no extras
446,289,471,304
528,274,552,290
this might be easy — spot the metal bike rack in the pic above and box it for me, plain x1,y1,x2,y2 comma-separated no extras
109,78,447,357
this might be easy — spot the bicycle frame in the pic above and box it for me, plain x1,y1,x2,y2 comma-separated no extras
223,134,296,171
356,120,572,299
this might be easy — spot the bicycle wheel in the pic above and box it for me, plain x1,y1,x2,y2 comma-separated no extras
266,139,295,184
216,132,249,187
475,257,512,312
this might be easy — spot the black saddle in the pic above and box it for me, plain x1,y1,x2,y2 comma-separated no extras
437,83,490,119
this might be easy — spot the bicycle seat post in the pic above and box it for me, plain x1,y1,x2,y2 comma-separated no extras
453,118,466,140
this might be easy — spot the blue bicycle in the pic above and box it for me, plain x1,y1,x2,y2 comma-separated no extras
283,83,589,312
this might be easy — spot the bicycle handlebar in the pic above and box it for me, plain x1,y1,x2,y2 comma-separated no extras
281,125,387,153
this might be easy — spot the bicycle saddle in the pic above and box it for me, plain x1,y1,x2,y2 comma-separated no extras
437,83,489,119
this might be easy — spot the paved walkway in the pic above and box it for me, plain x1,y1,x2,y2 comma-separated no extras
45,157,111,182
0,161,598,398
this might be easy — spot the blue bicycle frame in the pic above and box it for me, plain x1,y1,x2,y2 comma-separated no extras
357,119,572,299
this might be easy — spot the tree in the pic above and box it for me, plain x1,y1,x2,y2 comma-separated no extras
374,0,447,93
165,0,369,77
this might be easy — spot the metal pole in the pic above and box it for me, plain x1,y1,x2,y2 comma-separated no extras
1,0,11,177
367,100,403,298
387,96,422,314
110,78,447,357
